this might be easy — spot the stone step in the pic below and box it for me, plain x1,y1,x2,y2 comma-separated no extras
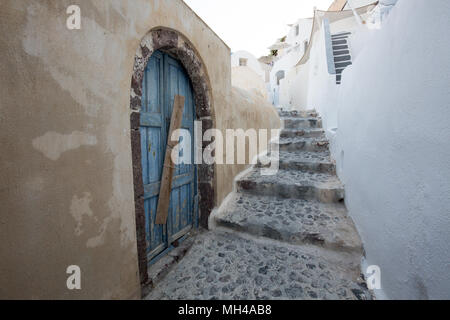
332,31,351,37
332,39,348,46
333,49,350,56
332,45,348,51
258,151,336,174
280,128,325,139
331,36,349,42
278,110,318,118
273,137,330,153
283,117,323,129
334,55,352,63
237,169,345,203
335,61,352,69
216,193,363,253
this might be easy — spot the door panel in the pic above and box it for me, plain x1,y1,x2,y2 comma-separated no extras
141,50,197,263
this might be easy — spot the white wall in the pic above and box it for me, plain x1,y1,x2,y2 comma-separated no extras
283,12,366,111
270,52,298,88
231,50,265,80
321,0,450,299
305,21,340,129
305,14,368,129
278,76,291,107
270,19,313,107
231,66,268,100
286,18,314,48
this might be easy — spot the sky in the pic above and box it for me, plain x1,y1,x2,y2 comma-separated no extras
184,0,333,57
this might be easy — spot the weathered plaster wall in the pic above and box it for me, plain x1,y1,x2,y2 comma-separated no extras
217,87,281,203
0,0,280,299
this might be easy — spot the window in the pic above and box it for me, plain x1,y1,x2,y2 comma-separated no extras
239,58,248,67
304,40,309,53
295,25,299,36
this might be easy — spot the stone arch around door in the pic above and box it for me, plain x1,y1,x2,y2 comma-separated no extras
130,28,215,285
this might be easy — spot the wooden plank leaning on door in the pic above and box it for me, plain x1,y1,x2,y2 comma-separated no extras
155,95,186,225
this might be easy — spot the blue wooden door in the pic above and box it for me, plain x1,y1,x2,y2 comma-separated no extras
141,50,198,263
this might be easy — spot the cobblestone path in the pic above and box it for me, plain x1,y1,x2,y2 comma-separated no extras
146,109,372,300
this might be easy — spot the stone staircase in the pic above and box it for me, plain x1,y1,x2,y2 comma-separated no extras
146,108,373,300
216,109,364,254
331,32,353,84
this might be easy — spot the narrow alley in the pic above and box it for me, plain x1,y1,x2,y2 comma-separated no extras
2,0,449,302
145,109,372,300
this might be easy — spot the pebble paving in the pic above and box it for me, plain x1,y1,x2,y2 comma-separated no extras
146,231,371,300
145,109,372,300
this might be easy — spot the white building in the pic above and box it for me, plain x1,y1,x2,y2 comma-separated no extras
231,50,265,80
275,0,450,300
231,50,268,99
268,18,313,107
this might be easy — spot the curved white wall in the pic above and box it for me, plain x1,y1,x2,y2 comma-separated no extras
331,0,450,299
231,50,265,80
231,66,268,100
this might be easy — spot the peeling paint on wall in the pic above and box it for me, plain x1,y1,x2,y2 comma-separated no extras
86,216,112,248
32,131,97,161
70,193,94,236
22,1,125,117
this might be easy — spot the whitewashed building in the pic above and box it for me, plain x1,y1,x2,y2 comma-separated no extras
231,50,268,99
268,18,313,107
231,50,265,80
275,0,450,300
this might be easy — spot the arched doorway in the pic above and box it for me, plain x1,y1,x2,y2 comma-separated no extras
141,49,197,263
130,28,215,285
